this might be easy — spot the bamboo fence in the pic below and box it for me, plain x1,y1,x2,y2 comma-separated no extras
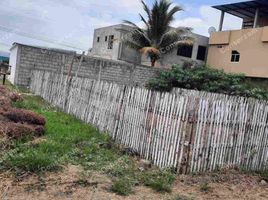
30,70,268,174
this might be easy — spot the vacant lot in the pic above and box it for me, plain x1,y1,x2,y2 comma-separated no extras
0,84,268,200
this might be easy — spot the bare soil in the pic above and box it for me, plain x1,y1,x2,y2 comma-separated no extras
0,165,267,200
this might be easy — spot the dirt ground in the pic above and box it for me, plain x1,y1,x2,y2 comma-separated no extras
0,165,267,200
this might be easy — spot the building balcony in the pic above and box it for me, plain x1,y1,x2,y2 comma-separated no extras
209,26,268,45
206,1,268,78
207,26,268,78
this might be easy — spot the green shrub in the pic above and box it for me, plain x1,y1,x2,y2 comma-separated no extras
104,156,136,177
142,170,175,193
147,65,268,100
111,177,134,196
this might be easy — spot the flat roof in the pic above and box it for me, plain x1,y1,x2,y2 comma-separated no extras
11,43,76,55
213,0,268,19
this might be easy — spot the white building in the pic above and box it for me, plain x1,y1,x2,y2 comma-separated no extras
89,24,209,68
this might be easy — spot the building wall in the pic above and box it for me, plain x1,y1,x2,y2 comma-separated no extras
119,42,141,64
207,27,268,78
90,24,141,63
90,25,121,60
156,33,209,68
8,45,19,84
90,24,209,68
9,43,162,87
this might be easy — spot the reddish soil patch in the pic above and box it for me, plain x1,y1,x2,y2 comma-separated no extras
0,86,45,140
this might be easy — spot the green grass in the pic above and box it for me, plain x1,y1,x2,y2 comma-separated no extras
111,176,135,196
3,95,121,173
0,85,176,195
143,169,176,193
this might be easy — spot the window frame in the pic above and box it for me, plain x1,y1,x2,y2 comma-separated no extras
177,45,193,58
231,50,240,63
196,45,207,61
108,35,114,49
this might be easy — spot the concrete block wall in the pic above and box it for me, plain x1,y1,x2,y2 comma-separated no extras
9,43,162,87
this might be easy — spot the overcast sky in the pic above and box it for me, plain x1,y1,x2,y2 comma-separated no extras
0,0,243,53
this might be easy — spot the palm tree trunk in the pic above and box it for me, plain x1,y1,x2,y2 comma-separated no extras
151,57,156,67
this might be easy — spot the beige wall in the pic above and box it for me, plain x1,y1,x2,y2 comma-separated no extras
207,27,268,78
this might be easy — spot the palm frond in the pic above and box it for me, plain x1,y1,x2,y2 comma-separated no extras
123,20,142,31
158,27,193,48
158,29,180,47
160,39,194,55
139,14,150,30
173,27,193,35
131,29,151,45
122,39,143,50
121,28,151,51
165,6,183,24
175,39,194,46
141,0,152,22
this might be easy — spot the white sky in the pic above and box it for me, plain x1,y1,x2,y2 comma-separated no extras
0,0,242,54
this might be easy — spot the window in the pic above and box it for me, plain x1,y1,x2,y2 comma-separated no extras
97,37,100,42
231,50,240,62
177,45,193,58
196,45,207,61
108,35,114,49
105,36,108,42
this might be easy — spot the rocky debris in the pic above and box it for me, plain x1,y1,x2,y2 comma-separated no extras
139,159,152,170
0,86,45,140
260,180,267,185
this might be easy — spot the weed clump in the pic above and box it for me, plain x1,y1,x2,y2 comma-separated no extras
200,182,211,193
142,169,175,192
111,177,134,196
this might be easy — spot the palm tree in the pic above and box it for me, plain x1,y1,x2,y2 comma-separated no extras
122,0,193,67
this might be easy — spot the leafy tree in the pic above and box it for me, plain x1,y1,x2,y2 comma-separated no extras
123,0,193,67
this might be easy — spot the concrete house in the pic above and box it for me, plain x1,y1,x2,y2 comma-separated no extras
207,0,268,78
89,24,141,64
89,24,209,68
